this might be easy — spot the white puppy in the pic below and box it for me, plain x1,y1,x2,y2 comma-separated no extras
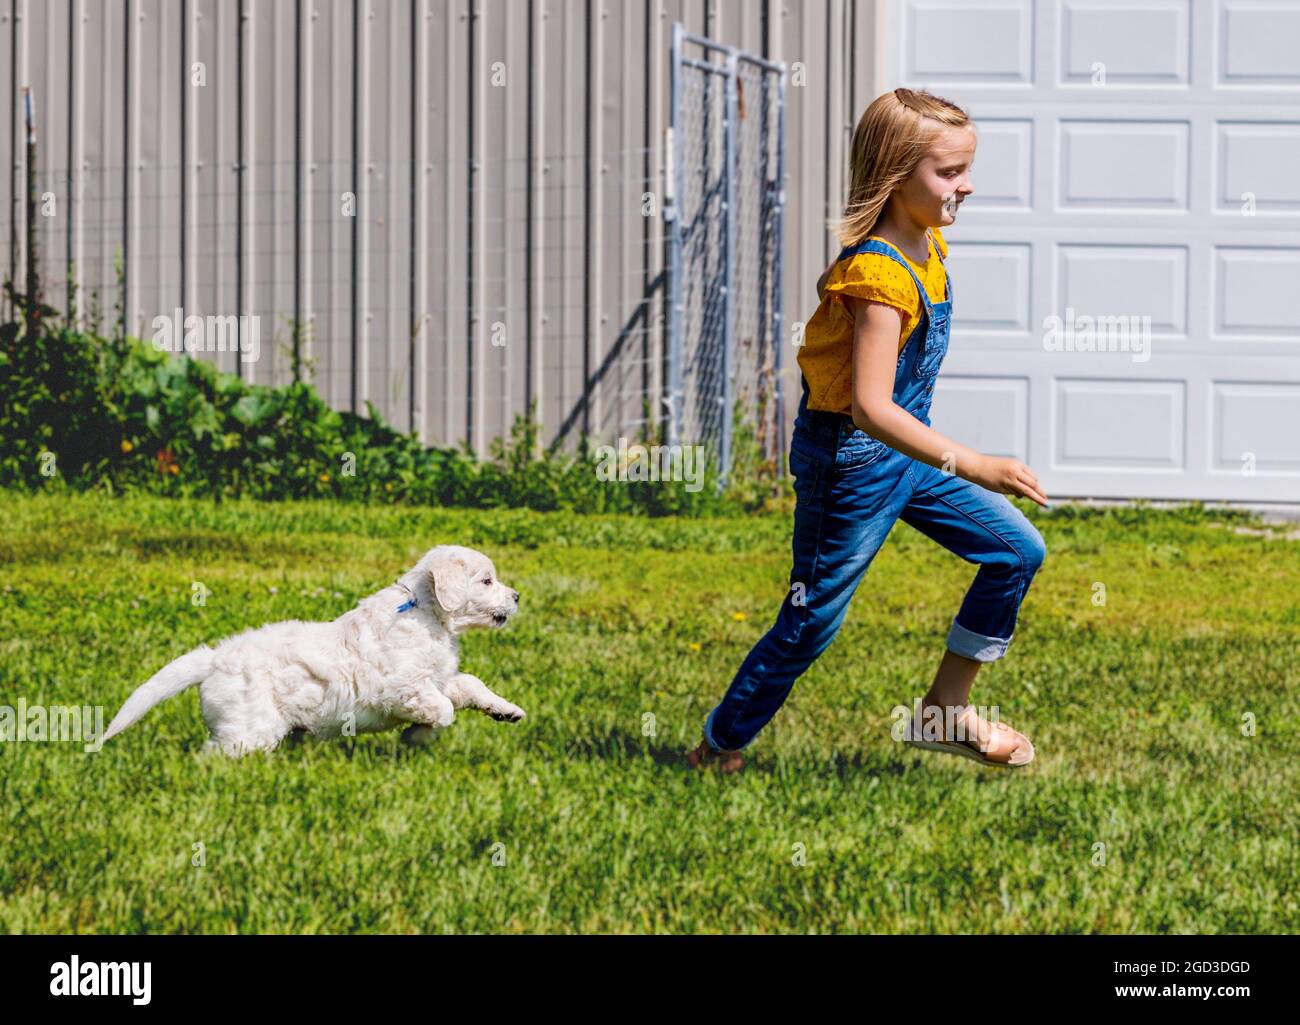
103,545,525,756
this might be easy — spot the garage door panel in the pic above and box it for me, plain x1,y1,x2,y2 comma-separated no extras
1061,0,1191,86
954,244,1034,333
1214,247,1300,340
1059,120,1189,210
968,119,1034,208
1056,244,1187,336
885,0,1300,501
1212,382,1300,474
930,377,1031,459
1053,378,1186,469
1219,0,1300,87
1217,122,1300,212
905,1,1035,83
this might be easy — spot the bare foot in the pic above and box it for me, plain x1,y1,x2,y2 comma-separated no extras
686,738,744,774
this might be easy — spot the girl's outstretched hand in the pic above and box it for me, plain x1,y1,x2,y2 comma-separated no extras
969,454,1050,507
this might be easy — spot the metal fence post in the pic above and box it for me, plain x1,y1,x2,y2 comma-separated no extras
720,51,738,489
773,64,788,477
24,88,39,325
666,21,684,448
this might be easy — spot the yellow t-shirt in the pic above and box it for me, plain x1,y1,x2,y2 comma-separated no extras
797,227,949,415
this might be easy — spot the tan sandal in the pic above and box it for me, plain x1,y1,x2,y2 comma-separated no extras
902,706,1034,768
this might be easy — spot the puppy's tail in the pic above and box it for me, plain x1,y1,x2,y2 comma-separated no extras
103,646,215,743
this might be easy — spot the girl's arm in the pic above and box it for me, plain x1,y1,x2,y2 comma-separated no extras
847,296,1049,507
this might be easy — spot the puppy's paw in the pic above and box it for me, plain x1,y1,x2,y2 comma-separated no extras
401,724,442,746
487,702,526,723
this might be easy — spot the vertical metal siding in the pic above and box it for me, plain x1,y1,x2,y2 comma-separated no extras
410,0,428,437
2,2,16,323
434,0,469,448
138,0,181,353
365,0,414,424
466,0,483,452
28,1,69,320
4,0,862,455
247,0,298,389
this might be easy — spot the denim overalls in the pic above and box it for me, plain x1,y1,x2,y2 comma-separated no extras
703,231,1048,754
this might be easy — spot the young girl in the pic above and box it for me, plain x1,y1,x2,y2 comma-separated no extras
688,87,1049,774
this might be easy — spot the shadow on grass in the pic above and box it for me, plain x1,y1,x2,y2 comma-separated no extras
549,724,916,780
162,722,924,781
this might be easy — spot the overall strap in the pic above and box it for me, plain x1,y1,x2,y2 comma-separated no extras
837,229,940,266
928,229,948,265
835,234,935,317
928,229,952,301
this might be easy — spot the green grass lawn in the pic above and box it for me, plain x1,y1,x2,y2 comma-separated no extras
1,491,1296,933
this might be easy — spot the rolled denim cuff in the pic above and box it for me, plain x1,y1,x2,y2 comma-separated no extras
946,618,1011,662
704,705,748,754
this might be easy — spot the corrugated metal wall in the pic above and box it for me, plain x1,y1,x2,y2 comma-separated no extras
2,0,878,454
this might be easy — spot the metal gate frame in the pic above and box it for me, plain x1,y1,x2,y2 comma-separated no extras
665,23,787,487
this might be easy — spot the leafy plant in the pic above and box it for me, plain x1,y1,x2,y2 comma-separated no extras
0,296,788,516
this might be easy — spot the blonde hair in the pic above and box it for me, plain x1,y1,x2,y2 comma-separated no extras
835,87,973,249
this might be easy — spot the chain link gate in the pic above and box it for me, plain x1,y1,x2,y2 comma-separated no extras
665,24,787,488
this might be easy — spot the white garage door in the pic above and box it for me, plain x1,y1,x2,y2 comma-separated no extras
880,0,1300,503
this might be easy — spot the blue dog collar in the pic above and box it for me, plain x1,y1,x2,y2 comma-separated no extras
395,582,420,614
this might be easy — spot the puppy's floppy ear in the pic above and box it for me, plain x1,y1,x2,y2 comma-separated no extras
427,549,470,612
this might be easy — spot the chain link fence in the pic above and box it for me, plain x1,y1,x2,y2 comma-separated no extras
666,25,786,486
